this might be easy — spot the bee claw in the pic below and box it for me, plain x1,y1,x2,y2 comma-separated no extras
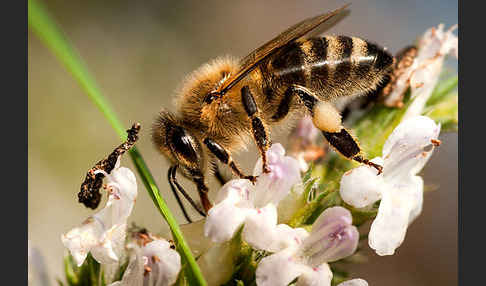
263,166,271,174
365,160,383,175
353,156,383,175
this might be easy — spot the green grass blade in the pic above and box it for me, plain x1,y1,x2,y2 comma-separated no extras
28,0,125,137
28,0,206,285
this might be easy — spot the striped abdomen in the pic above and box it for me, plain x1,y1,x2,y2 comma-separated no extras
263,36,393,101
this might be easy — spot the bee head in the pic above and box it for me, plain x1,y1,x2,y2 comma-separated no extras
152,110,206,178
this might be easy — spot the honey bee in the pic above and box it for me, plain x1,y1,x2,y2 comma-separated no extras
152,4,394,221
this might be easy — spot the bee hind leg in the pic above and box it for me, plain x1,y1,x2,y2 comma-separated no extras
241,86,271,173
322,129,383,174
290,85,383,174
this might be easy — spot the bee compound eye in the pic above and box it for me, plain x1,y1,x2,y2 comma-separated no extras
168,126,202,168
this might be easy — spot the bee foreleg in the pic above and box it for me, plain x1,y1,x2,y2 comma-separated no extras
292,85,383,174
167,166,193,222
241,86,271,173
211,160,229,186
203,138,257,183
168,165,207,218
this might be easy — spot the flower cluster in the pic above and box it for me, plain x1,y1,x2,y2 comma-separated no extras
203,112,442,284
255,207,361,286
385,24,458,118
61,155,182,286
204,144,367,286
61,157,138,266
204,143,301,249
110,237,181,286
57,23,457,286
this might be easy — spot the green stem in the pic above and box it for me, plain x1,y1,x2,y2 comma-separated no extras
28,0,206,285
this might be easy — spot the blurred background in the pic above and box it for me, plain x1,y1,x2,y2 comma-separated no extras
28,0,458,285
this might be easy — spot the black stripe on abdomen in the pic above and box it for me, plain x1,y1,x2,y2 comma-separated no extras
355,41,374,76
309,37,329,84
271,41,306,85
365,41,394,72
271,86,293,121
333,36,353,83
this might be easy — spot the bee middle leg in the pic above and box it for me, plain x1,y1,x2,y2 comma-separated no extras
203,138,258,183
241,86,271,173
286,85,383,174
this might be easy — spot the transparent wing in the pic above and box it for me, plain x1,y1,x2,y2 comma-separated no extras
216,3,350,95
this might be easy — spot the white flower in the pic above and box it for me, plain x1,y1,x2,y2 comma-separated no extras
61,157,137,266
110,240,181,286
385,24,458,119
255,207,359,286
204,143,301,249
340,116,440,255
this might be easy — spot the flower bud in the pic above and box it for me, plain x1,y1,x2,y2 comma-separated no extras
299,207,359,266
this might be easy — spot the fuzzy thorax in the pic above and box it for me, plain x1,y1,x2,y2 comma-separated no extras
175,56,253,151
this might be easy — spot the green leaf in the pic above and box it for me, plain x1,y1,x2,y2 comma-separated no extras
424,94,458,132
221,228,256,286
302,162,315,183
424,75,458,132
345,204,379,226
426,75,458,107
62,254,101,286
63,255,78,286
287,199,322,228
82,254,101,286
28,1,206,285
303,177,319,202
